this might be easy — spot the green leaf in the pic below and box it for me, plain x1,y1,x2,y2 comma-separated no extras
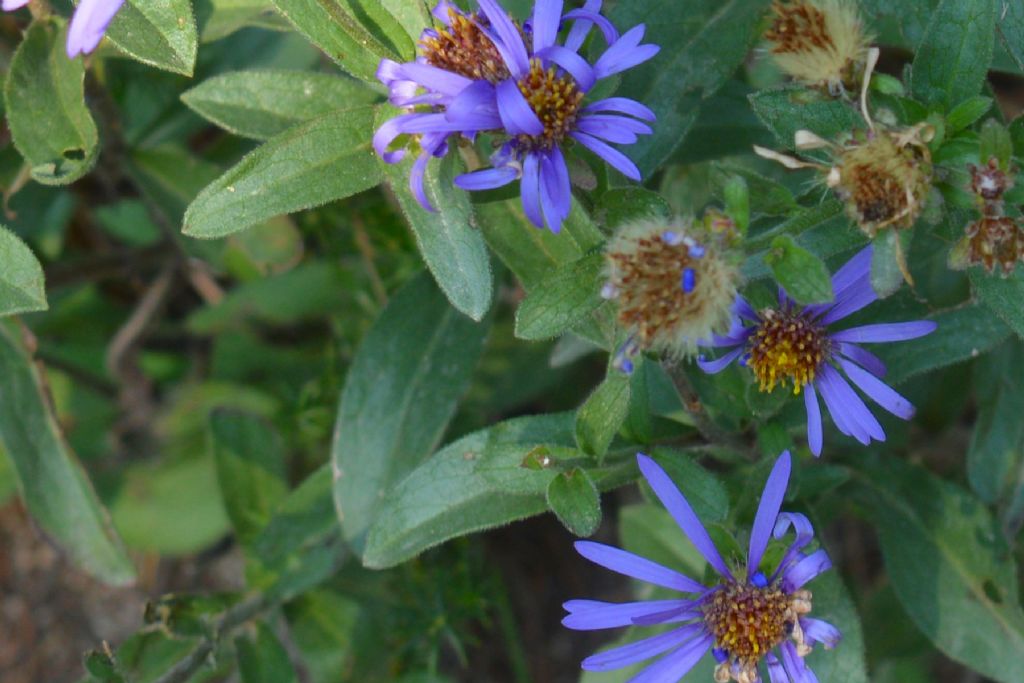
333,272,490,553
970,267,1024,338
998,0,1024,72
593,188,671,229
285,589,360,683
104,0,198,76
210,410,289,547
749,88,862,149
378,115,492,321
0,321,135,585
764,235,834,304
546,468,601,537
945,96,993,132
252,465,336,567
0,226,47,315
978,119,1013,169
514,252,605,340
878,304,1011,384
363,413,636,568
477,198,602,289
910,0,997,111
4,19,98,185
183,106,381,238
968,341,1024,504
610,0,772,175
870,230,913,298
802,571,870,683
575,370,630,458
852,456,1024,683
198,0,287,42
647,448,728,523
182,70,379,140
236,623,299,683
270,0,407,83
111,454,231,555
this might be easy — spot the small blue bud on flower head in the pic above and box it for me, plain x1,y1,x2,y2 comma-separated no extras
4,0,128,57
681,267,696,293
373,0,660,233
564,451,841,683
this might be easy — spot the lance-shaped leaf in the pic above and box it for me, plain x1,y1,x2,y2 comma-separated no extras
4,19,98,185
333,272,491,554
103,0,198,76
182,70,379,141
378,108,492,321
183,106,381,239
514,252,606,340
0,226,47,316
911,0,996,111
0,321,135,585
853,456,1024,683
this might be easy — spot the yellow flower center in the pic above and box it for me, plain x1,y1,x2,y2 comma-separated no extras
517,58,584,150
747,308,829,394
703,581,793,668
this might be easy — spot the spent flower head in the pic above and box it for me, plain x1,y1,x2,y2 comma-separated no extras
603,215,741,360
565,451,840,683
949,158,1024,275
374,0,660,233
698,246,936,456
764,0,871,96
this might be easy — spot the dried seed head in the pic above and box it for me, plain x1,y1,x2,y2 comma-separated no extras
969,157,1013,202
764,0,871,95
421,8,512,83
832,128,933,236
605,218,740,357
952,216,1024,275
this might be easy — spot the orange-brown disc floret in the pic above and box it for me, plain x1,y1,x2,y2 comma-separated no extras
517,59,585,151
421,9,512,83
703,582,793,667
765,1,835,55
747,308,830,394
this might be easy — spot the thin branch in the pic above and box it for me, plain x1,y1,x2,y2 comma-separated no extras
152,594,269,683
662,360,751,456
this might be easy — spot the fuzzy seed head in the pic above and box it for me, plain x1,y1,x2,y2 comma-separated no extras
421,9,511,83
605,218,739,357
834,131,932,236
517,59,585,151
748,308,830,394
764,0,870,94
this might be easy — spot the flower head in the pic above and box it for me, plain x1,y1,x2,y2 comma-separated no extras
950,158,1024,275
756,123,934,238
698,246,936,456
764,0,871,95
603,216,740,358
565,451,840,683
374,0,660,232
829,128,933,236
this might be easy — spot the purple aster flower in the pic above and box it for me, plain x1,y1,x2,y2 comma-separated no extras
565,451,840,683
2,0,126,57
697,246,937,457
373,0,659,232
66,0,127,58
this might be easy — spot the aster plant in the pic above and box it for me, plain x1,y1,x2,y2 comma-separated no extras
698,246,936,456
374,0,660,232
3,1,1024,683
565,451,839,683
